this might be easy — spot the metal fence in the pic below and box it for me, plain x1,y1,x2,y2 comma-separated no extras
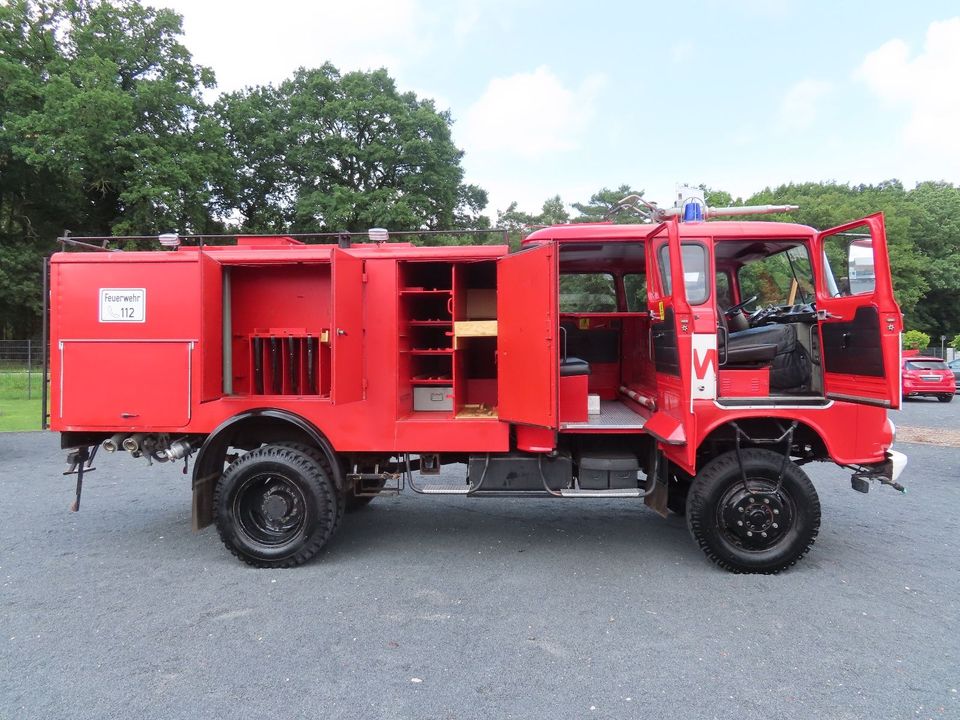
0,339,45,400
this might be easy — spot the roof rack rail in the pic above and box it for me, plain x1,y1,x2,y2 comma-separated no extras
55,228,511,252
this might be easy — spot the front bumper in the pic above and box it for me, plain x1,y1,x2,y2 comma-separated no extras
849,447,908,493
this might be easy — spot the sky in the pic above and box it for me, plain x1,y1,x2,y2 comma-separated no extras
160,0,960,219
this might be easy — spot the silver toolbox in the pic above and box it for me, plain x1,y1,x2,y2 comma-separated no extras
413,386,454,411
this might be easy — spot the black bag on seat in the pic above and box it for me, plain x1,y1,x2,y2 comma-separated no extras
726,324,810,390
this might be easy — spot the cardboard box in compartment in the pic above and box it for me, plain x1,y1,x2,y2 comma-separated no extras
466,289,497,319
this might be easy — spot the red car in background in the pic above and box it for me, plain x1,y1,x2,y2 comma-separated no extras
902,356,956,402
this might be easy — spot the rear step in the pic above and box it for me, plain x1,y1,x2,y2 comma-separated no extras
412,484,471,495
559,488,648,498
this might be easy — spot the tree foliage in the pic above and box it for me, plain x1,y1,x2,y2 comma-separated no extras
902,330,931,351
215,65,487,233
0,1,487,338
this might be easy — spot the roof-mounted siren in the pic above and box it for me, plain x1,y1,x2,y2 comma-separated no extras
675,185,706,223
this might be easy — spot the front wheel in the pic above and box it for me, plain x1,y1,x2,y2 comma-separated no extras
938,394,953,403
214,445,340,567
686,449,820,574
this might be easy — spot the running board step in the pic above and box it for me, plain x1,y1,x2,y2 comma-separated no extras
411,484,471,495
559,488,647,498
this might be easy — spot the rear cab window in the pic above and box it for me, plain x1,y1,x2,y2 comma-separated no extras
559,273,617,312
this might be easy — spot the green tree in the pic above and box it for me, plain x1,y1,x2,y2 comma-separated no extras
572,184,645,223
216,64,487,234
0,0,223,337
902,330,931,351
743,181,929,324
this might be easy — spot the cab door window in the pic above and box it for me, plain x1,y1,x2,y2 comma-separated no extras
821,227,876,296
658,244,709,304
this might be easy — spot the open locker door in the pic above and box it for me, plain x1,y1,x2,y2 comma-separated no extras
816,213,902,409
644,221,695,468
331,247,364,404
497,243,558,428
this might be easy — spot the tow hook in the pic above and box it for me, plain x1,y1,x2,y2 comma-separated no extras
849,450,908,494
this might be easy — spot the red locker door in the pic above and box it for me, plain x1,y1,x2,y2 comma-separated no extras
60,341,191,427
331,248,365,404
497,243,558,428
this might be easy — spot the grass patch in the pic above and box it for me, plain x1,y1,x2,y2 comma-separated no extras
0,371,46,432
0,397,43,431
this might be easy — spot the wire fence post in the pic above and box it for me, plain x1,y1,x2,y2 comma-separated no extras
27,339,32,400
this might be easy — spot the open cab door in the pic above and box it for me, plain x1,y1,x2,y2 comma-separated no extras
497,242,558,429
815,213,902,408
645,221,695,469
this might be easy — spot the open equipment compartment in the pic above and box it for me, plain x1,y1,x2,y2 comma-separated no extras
398,259,499,417
228,263,331,397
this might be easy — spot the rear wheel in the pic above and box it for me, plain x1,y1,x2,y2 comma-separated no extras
938,394,953,403
214,445,340,567
686,449,820,574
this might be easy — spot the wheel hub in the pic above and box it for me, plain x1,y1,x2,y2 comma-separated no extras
235,472,306,545
261,490,292,524
720,487,792,550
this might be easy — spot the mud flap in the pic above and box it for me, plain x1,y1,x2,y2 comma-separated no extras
643,446,670,518
192,473,218,530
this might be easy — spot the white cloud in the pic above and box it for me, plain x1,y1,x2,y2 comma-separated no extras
458,66,606,158
857,17,960,162
163,0,424,93
778,79,832,130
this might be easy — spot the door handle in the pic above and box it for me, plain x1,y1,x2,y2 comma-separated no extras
337,329,347,336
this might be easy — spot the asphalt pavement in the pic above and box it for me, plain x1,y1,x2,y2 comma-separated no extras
1,412,958,720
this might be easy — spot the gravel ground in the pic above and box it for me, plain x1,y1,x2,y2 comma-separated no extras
893,394,960,446
1,429,958,720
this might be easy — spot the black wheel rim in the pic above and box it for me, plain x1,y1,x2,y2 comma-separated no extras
716,478,796,552
234,471,308,547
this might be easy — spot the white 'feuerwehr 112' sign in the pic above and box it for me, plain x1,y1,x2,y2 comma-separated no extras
99,288,146,322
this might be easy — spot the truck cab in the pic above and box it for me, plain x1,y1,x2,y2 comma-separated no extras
48,206,907,574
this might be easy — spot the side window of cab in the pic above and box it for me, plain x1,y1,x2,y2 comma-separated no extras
559,273,617,312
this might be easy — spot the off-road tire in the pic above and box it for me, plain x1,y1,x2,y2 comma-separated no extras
273,441,345,531
938,394,953,403
214,445,340,568
686,449,820,574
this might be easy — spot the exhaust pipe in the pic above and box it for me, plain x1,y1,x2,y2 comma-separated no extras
102,433,127,453
122,433,147,454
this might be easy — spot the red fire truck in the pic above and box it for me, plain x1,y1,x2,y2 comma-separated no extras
47,195,908,573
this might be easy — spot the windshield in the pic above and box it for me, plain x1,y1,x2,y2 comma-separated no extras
738,246,814,307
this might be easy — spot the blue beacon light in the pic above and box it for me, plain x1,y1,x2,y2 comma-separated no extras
683,201,704,222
